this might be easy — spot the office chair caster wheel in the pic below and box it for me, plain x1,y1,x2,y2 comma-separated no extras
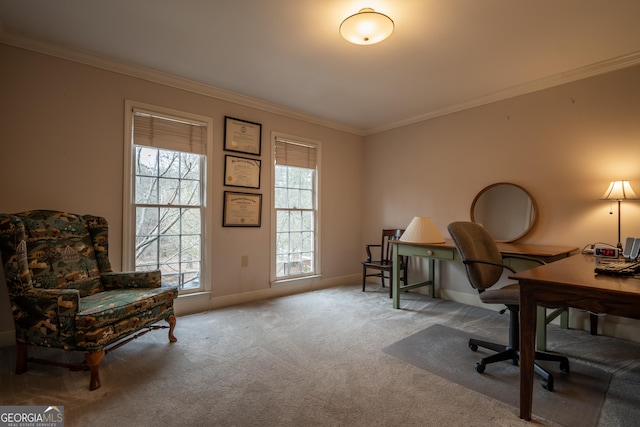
474,362,486,373
469,343,478,352
560,360,570,373
542,376,554,392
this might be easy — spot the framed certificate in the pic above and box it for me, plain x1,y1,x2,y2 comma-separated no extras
224,155,261,189
224,116,262,156
223,191,262,227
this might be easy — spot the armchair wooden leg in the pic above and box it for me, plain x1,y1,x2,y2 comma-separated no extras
85,350,105,391
167,315,177,343
15,342,28,374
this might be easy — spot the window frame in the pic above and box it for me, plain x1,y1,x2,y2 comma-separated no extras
123,100,213,294
270,132,321,285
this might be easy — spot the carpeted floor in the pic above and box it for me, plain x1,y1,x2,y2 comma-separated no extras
382,324,611,427
1,284,640,426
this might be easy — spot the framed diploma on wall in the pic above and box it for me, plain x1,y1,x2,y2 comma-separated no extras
224,155,261,189
224,116,262,156
223,191,262,227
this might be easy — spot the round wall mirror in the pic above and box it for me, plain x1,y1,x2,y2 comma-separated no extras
470,182,537,242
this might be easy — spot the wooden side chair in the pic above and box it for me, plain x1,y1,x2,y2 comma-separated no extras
362,229,408,297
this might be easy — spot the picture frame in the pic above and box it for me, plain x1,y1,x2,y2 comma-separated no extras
224,155,261,189
224,116,262,156
223,191,262,227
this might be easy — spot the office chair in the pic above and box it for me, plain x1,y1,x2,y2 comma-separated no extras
447,221,569,391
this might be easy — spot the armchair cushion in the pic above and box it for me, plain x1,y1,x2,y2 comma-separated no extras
76,286,177,350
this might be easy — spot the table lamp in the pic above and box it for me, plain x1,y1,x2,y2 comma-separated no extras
399,217,445,243
600,180,639,249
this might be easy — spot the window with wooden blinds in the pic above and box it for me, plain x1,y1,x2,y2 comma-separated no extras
133,109,207,155
274,137,317,169
125,102,211,295
272,134,320,282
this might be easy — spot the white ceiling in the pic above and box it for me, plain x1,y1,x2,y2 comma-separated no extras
2,0,640,135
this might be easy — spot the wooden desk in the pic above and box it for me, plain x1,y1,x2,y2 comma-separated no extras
511,254,640,421
390,239,578,349
391,239,577,310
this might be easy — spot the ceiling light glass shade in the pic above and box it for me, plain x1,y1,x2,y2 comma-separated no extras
399,217,445,243
340,8,394,45
600,180,639,200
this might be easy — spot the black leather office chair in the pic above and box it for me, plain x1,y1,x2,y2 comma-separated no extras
447,221,570,391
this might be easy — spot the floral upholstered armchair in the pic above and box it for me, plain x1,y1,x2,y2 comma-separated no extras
0,210,178,390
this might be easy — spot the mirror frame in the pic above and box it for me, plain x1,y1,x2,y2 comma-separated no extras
470,182,538,243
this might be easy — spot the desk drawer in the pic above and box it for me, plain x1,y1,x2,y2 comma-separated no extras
401,246,456,261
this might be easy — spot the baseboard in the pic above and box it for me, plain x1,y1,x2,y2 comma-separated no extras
438,289,493,311
208,274,359,310
439,288,640,344
440,288,569,326
0,274,360,346
3,278,640,346
0,329,14,348
174,274,360,316
174,291,213,316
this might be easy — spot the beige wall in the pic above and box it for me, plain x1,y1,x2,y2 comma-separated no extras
2,42,640,345
363,64,640,339
0,44,365,343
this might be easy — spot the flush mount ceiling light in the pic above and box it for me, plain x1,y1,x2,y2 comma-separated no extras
339,8,394,45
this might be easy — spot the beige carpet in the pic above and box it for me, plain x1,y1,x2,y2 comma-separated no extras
383,324,611,427
1,284,639,426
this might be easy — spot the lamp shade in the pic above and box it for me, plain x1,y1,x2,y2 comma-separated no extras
399,217,445,243
600,180,639,201
339,8,394,45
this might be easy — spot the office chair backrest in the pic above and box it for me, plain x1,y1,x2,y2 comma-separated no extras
448,221,504,292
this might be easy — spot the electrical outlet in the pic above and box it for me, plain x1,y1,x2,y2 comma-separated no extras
241,255,249,267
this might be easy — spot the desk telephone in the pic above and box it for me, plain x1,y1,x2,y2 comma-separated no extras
594,237,640,276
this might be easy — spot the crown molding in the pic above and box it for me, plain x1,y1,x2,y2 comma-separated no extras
3,32,639,138
0,32,365,136
365,51,640,135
